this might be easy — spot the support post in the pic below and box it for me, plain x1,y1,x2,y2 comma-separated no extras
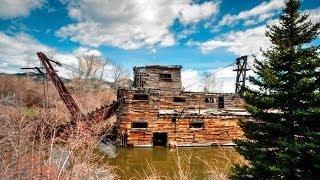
233,55,250,93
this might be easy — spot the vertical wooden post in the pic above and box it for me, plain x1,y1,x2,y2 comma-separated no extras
233,55,250,93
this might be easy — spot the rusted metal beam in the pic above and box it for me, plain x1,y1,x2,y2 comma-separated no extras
85,101,119,124
37,52,83,121
35,52,120,140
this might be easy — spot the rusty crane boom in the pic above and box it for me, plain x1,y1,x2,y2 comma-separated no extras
36,52,119,138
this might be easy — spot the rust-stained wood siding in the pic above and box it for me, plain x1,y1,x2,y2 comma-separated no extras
116,88,247,147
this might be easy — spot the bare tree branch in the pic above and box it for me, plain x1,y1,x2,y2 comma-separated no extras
201,72,222,93
111,64,130,88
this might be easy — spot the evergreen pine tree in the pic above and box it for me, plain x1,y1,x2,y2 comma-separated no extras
232,0,320,179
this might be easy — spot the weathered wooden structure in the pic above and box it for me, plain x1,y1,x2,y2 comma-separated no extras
116,65,249,147
133,65,182,91
34,52,249,146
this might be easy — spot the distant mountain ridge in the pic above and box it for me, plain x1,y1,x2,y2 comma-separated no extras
0,72,70,83
0,72,133,90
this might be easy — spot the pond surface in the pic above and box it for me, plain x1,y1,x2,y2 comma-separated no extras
96,145,243,179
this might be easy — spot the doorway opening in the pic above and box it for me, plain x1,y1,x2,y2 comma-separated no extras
153,132,168,146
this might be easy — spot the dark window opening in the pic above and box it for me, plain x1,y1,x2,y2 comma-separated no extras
153,132,167,146
159,73,172,81
205,97,215,103
132,122,148,129
171,117,177,123
190,122,204,129
173,97,186,102
133,94,149,101
218,96,224,108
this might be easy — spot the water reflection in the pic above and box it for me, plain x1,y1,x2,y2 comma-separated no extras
97,146,242,179
153,148,167,161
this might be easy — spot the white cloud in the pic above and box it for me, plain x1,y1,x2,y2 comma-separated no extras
218,0,283,27
179,1,220,24
85,50,101,56
159,34,176,47
305,6,320,23
181,69,201,92
0,32,52,69
0,32,103,78
189,25,268,92
73,46,89,56
176,26,198,40
181,67,238,93
214,66,236,79
200,25,270,58
0,0,45,19
56,47,113,79
53,53,78,77
56,0,219,50
73,46,102,57
187,19,275,93
0,32,83,69
0,62,8,68
197,6,320,57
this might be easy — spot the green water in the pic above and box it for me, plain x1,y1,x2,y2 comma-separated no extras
97,146,242,179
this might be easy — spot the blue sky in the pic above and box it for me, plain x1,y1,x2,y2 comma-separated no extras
0,0,319,92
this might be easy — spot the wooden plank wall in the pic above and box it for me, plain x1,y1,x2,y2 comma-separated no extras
133,66,182,91
116,88,246,147
159,91,245,110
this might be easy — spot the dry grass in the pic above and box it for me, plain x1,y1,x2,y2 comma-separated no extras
199,147,246,180
0,75,43,107
0,75,117,179
137,148,245,180
173,151,194,180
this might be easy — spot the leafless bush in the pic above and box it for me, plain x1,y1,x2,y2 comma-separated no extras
0,75,43,107
201,72,222,93
0,106,117,179
69,54,109,92
0,75,117,179
111,64,130,88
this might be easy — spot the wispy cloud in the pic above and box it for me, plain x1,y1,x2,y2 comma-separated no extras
217,0,283,28
304,6,320,23
200,25,269,57
0,32,103,78
0,0,45,19
191,6,320,58
0,32,52,68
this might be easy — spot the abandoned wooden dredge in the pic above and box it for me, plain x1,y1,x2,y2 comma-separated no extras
116,62,250,147
33,52,250,147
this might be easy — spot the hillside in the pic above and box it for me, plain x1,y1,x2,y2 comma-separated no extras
0,72,133,90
